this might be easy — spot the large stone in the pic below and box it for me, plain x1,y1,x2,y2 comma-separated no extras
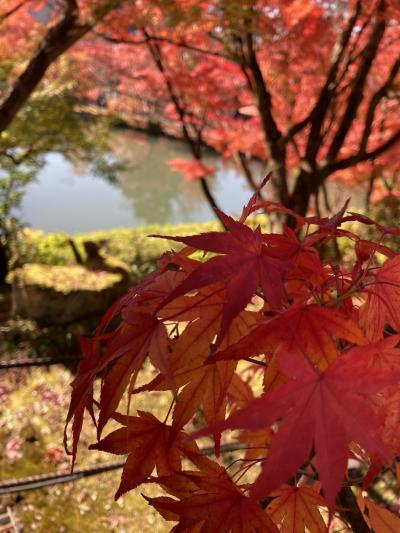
10,264,129,325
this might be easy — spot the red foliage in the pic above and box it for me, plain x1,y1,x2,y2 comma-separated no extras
66,184,400,531
168,159,215,182
3,1,399,214
70,0,400,213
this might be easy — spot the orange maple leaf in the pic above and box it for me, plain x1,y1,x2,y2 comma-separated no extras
90,411,206,499
266,485,327,533
358,496,400,532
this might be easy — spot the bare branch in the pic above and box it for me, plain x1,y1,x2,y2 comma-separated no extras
143,29,196,154
94,31,230,60
142,28,223,218
0,0,27,23
236,151,265,200
365,164,379,209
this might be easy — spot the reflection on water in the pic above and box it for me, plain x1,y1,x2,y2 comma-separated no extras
21,131,258,233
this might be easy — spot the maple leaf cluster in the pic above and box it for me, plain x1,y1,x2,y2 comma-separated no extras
65,183,400,531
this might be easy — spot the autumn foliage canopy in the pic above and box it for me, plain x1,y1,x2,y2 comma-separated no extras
66,179,400,531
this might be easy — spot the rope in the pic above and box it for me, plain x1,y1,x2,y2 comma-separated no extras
0,461,125,495
0,355,82,370
0,443,247,495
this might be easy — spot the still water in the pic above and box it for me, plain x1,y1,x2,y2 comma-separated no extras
21,131,260,234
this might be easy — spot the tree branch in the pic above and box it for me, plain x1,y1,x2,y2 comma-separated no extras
302,0,362,165
236,151,265,200
325,0,387,163
324,128,400,174
359,58,400,154
143,29,199,156
0,0,122,134
0,0,27,23
334,17,369,88
142,28,224,219
0,0,85,133
282,0,362,148
243,30,288,204
94,31,230,60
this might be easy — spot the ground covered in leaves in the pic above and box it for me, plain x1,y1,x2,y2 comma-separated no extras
0,365,171,532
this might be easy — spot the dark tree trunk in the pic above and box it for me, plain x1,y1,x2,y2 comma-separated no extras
0,242,9,284
289,171,319,215
284,170,317,228
0,3,90,134
0,0,122,134
236,152,264,200
337,486,371,533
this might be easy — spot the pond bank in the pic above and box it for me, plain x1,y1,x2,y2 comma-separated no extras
0,219,226,359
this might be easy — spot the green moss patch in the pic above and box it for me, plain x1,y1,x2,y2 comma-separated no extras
10,265,121,293
19,216,269,274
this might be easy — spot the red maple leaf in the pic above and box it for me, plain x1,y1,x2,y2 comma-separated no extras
153,210,289,345
194,350,398,511
145,465,278,532
360,255,400,341
169,158,215,182
212,303,366,370
358,495,400,532
266,484,327,532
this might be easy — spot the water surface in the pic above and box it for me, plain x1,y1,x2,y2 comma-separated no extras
21,131,258,233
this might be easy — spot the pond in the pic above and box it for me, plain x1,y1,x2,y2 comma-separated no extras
20,130,262,234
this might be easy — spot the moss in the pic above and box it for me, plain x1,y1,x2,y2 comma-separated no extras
9,264,121,293
19,216,269,273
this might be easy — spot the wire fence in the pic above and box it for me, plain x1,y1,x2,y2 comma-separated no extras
0,461,125,496
0,355,82,370
0,443,246,496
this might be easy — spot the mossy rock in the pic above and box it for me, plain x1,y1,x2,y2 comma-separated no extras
9,264,129,325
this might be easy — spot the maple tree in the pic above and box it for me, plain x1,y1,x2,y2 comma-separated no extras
0,0,125,282
72,0,400,220
2,1,398,232
0,0,125,134
66,179,400,532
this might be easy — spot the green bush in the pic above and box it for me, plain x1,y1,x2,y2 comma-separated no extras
18,221,223,275
19,217,269,273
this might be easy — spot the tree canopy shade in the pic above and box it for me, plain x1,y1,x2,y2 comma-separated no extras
76,0,400,217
